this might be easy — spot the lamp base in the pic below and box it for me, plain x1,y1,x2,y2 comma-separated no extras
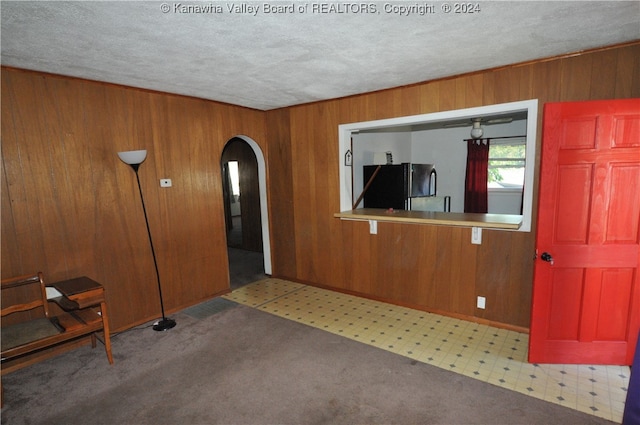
153,318,177,332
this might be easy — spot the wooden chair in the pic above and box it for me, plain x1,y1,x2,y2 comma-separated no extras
1,272,113,376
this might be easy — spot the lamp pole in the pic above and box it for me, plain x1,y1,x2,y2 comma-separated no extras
132,168,176,331
118,150,176,332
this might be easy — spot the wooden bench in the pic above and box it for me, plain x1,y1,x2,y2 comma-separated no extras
1,272,114,378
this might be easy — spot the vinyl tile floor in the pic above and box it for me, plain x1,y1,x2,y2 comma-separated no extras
223,278,630,423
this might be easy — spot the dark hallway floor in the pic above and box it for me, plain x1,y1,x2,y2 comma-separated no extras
228,247,267,290
227,213,267,290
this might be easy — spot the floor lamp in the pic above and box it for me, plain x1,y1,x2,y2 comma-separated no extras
118,149,176,332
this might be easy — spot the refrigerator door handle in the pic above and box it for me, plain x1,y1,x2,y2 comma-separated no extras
430,168,437,196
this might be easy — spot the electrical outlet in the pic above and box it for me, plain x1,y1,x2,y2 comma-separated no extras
369,220,377,235
477,296,486,309
160,178,172,187
471,227,482,244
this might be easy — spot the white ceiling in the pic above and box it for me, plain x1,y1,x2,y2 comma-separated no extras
2,1,639,111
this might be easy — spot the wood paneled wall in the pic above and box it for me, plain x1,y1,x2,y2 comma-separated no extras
266,43,640,330
2,43,639,333
1,69,266,331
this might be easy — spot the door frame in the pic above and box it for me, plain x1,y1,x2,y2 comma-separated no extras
226,135,272,275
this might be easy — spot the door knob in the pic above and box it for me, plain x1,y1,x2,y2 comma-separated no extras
540,252,554,265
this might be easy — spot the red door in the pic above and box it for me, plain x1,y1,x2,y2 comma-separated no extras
529,99,640,365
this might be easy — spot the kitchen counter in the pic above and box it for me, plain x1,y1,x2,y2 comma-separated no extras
334,208,523,230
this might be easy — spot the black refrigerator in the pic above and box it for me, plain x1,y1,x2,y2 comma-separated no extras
363,163,446,211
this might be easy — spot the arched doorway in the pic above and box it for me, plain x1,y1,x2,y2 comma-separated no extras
221,136,271,288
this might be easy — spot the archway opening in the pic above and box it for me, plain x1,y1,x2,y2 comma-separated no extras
221,136,272,289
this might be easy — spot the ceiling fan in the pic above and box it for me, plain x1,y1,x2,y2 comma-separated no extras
443,116,514,139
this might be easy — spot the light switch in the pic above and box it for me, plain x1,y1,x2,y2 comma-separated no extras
160,179,172,188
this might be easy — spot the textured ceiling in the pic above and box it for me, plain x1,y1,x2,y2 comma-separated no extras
2,1,639,110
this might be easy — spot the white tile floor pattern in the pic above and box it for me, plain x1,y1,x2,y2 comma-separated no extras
223,278,630,423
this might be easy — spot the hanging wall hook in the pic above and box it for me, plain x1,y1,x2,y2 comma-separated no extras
345,149,352,166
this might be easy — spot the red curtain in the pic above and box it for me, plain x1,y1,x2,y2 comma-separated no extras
464,139,489,213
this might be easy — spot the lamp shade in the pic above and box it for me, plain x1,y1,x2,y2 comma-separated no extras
118,150,147,165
